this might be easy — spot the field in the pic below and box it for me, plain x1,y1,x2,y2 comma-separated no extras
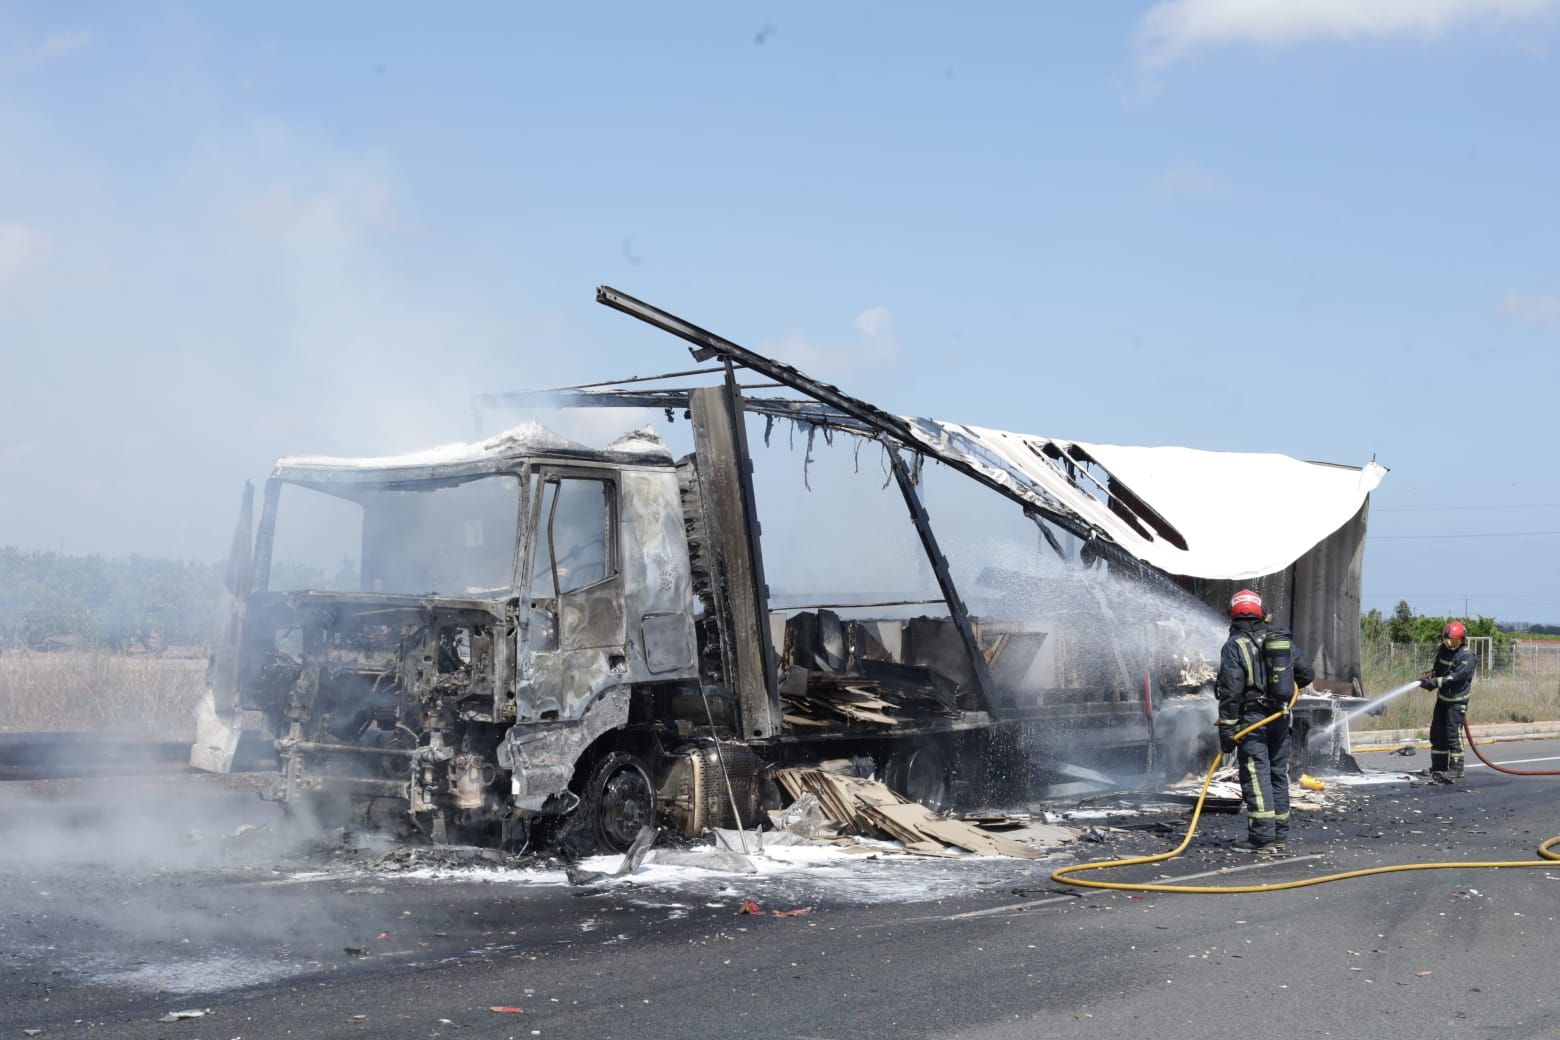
1351,640,1560,733
0,649,207,738
1,643,1555,742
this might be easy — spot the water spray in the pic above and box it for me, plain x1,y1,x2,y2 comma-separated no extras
1323,679,1424,738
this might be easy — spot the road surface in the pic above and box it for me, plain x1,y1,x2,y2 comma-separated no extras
2,738,1557,1040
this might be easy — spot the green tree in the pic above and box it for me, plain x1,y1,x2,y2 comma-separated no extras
1387,600,1417,644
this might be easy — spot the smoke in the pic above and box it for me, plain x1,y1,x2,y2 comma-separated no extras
0,93,612,562
0,773,285,871
0,773,379,994
738,427,1230,795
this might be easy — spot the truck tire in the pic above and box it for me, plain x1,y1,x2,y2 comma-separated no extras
884,744,952,811
572,751,657,855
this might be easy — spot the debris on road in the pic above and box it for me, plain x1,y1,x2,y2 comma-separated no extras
773,767,1042,857
566,825,660,886
156,1008,209,1022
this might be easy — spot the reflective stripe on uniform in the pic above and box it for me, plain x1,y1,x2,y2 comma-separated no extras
1236,637,1259,688
1274,812,1290,822
1245,758,1266,813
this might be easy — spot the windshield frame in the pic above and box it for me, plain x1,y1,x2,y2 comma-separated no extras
254,463,531,599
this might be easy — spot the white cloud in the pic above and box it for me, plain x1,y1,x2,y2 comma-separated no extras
853,305,893,338
1135,0,1559,70
0,221,54,284
3,31,92,74
1149,160,1229,200
1499,290,1560,324
763,306,902,378
237,175,403,248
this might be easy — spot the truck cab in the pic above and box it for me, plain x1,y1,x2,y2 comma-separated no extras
193,423,702,848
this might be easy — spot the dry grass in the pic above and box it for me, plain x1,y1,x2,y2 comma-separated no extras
1353,641,1560,733
0,649,208,738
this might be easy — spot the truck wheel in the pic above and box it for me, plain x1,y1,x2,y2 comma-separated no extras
583,752,657,853
884,745,951,811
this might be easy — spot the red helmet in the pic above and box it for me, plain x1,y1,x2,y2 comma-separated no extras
1443,621,1467,643
1229,588,1264,619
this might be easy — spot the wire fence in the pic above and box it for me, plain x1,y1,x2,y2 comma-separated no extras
1363,637,1560,689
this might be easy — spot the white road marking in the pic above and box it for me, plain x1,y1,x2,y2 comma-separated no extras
917,855,1326,922
1468,754,1560,770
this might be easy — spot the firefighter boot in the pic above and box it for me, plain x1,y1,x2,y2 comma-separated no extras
1230,837,1277,855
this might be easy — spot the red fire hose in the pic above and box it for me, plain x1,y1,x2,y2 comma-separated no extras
1463,718,1560,776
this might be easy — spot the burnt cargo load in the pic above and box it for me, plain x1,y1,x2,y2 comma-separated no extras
192,288,1375,850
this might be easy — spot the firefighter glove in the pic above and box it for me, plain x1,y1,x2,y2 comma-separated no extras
1420,676,1438,690
1218,724,1238,754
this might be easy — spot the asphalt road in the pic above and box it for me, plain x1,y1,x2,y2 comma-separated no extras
2,738,1558,1040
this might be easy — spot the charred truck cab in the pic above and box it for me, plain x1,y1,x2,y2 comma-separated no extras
194,426,719,849
194,288,1269,852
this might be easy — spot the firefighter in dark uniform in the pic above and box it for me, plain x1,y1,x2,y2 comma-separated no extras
1215,588,1316,853
1420,620,1478,783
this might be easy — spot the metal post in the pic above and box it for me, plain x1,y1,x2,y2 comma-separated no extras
886,445,996,709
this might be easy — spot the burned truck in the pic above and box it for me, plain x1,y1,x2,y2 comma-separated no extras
193,288,1363,851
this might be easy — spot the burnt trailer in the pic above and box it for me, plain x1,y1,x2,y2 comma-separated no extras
193,287,1378,851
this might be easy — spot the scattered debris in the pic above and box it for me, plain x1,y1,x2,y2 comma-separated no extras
566,826,660,886
739,899,763,915
489,1006,525,1014
157,1009,210,1022
774,767,1041,857
771,906,812,917
342,946,368,957
769,792,840,839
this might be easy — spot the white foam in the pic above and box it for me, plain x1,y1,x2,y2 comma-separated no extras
277,421,672,471
1324,771,1415,787
366,838,1053,905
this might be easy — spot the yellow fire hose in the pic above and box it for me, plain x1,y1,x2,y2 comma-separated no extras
1051,701,1560,895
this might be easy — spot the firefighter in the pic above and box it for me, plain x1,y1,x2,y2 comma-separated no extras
1215,588,1316,853
1420,621,1478,783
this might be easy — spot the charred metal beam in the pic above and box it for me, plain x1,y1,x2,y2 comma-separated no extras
598,285,918,442
1028,512,1070,561
886,445,995,711
289,741,418,759
768,598,947,612
482,387,879,438
595,285,1181,593
722,364,781,736
689,386,781,739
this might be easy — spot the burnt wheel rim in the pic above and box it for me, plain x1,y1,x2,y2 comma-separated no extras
597,763,654,850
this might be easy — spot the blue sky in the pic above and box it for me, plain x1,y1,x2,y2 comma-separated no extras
1,1,1558,622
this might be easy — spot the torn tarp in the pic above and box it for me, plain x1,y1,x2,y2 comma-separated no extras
901,419,1386,582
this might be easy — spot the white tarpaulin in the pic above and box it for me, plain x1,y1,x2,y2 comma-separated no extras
901,419,1386,582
